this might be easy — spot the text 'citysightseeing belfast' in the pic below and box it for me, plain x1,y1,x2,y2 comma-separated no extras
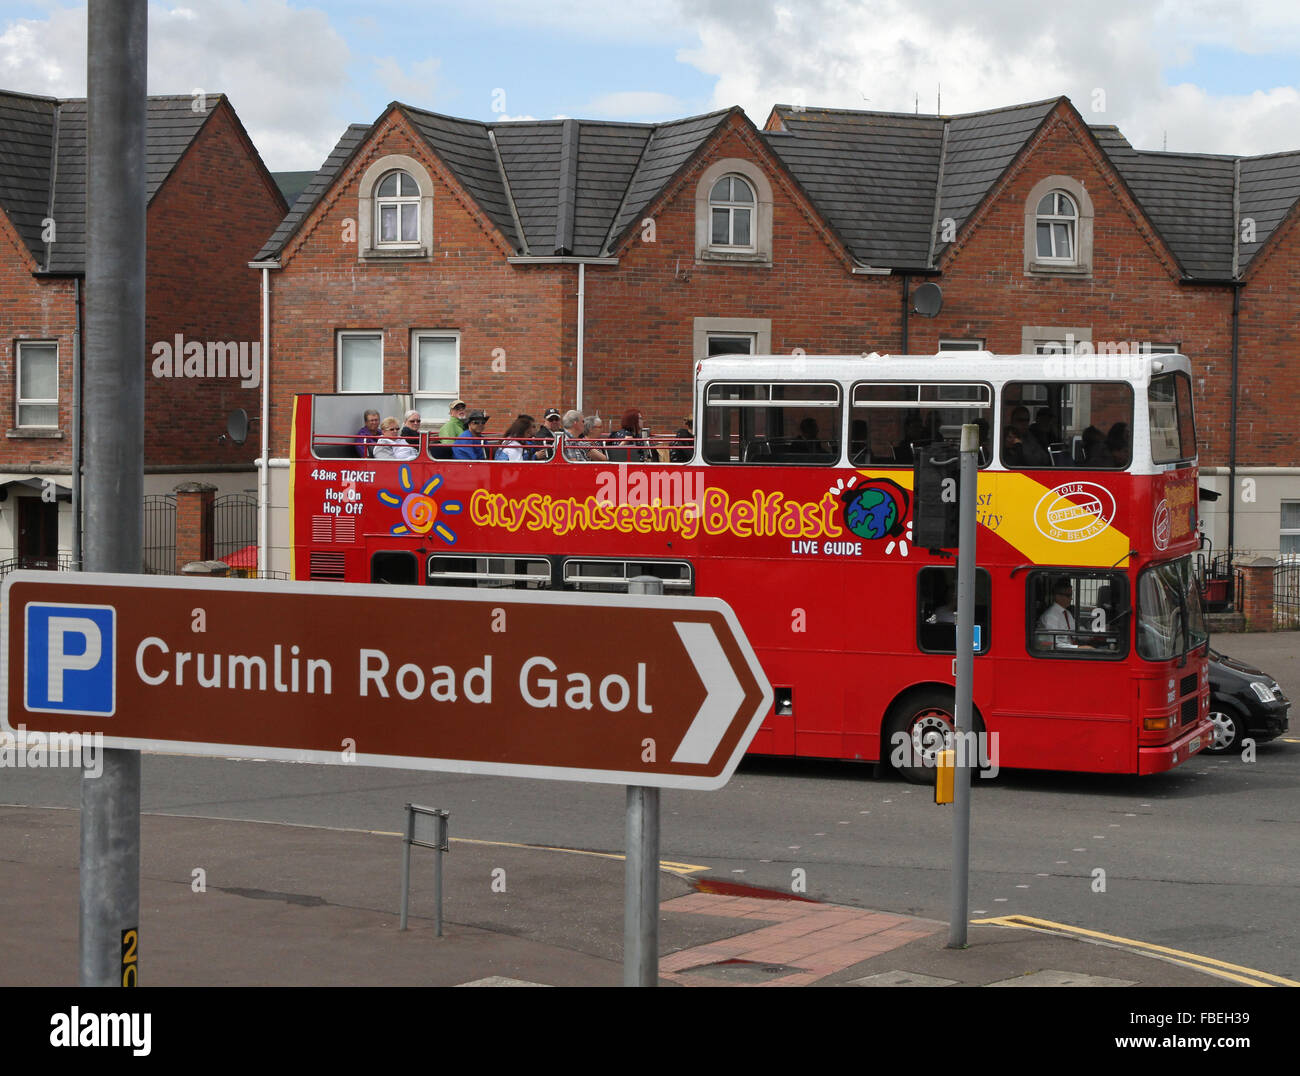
469,487,844,540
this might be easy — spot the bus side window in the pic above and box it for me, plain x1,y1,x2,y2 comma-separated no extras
372,551,419,585
917,566,990,654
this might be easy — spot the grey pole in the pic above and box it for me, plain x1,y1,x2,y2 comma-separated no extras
624,785,660,987
947,423,979,948
80,0,146,987
625,576,663,986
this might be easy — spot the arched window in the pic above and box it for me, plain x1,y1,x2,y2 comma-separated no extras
1035,190,1077,262
375,169,420,245
709,174,755,249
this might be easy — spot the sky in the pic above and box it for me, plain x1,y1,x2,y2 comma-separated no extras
2,0,1299,173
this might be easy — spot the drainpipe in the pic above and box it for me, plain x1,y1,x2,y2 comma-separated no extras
1226,283,1240,559
258,265,269,575
576,262,585,411
900,272,910,352
72,276,83,568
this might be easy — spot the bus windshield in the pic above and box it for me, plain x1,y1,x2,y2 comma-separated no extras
1137,556,1207,661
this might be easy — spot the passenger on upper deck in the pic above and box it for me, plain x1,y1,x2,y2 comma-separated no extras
1003,405,1050,466
439,401,468,443
1106,422,1131,468
893,414,927,463
355,410,381,458
612,408,655,462
495,415,535,461
452,410,490,460
561,410,607,462
671,417,694,463
400,410,422,447
373,417,418,460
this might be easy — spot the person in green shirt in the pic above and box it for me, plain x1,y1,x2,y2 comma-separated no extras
438,400,468,442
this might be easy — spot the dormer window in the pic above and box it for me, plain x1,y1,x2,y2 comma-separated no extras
376,170,420,246
1035,191,1077,262
357,155,433,260
709,175,755,249
694,159,773,265
1023,176,1093,277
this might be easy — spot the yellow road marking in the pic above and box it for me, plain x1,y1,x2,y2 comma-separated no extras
973,913,1298,987
450,837,709,875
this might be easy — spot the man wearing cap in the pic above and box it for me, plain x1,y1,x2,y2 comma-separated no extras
439,400,468,443
452,409,490,460
534,408,563,460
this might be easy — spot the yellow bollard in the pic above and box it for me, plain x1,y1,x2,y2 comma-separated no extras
935,748,955,805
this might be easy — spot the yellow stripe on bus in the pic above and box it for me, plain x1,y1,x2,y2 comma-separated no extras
856,468,1132,568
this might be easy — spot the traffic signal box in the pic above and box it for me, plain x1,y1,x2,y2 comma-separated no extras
913,442,961,550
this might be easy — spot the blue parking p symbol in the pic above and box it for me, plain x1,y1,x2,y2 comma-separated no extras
25,603,116,717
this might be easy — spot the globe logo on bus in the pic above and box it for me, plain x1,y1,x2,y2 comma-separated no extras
841,479,908,541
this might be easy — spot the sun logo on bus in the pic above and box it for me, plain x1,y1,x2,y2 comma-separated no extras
377,465,462,544
833,476,912,557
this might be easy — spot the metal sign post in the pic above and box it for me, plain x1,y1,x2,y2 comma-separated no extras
400,804,449,935
624,576,664,987
81,0,147,988
948,423,979,948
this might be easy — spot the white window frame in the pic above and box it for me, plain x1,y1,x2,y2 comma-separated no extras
374,169,421,248
1035,191,1078,262
708,174,756,251
695,159,774,265
357,154,435,259
938,339,984,352
693,316,771,360
16,340,58,428
411,331,460,418
336,331,384,393
1023,176,1094,277
1281,500,1300,556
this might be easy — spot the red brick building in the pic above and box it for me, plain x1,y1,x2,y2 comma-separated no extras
256,95,1300,562
0,90,286,570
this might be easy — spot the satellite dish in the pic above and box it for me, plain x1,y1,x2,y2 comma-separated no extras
225,409,251,445
912,281,944,318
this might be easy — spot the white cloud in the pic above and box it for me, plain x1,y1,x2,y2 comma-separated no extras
0,1,354,171
584,90,683,117
373,55,439,105
677,0,1300,155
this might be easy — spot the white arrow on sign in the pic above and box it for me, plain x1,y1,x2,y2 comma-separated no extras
670,621,745,764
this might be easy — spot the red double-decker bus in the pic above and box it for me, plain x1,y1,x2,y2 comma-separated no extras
288,352,1211,780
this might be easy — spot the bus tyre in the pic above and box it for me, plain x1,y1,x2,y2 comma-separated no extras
887,689,957,785
1206,706,1247,754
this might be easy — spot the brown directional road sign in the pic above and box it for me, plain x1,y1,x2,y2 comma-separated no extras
2,572,772,790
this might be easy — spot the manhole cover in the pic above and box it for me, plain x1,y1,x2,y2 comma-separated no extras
679,958,806,983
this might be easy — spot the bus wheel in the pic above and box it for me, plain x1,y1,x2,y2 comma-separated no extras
887,689,957,785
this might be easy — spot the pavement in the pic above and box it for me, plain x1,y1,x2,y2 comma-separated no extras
0,803,1278,988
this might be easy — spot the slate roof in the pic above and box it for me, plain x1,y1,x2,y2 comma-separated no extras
1089,126,1236,278
763,100,1058,267
255,124,369,261
0,90,229,273
273,170,315,206
257,103,733,261
1235,150,1300,270
255,95,1300,282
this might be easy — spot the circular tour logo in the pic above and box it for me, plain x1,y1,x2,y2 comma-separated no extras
1152,499,1171,551
1033,481,1116,543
